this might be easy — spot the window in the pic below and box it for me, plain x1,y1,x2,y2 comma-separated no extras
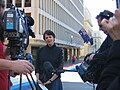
25,0,31,7
15,0,21,7
6,0,12,8
26,13,31,17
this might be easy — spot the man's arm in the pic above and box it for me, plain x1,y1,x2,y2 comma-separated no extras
0,59,34,74
0,59,12,70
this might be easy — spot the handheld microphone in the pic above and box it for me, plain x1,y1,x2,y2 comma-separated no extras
43,61,66,74
43,61,77,75
43,61,56,74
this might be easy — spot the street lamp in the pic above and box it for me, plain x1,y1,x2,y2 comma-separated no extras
95,39,97,51
71,35,73,44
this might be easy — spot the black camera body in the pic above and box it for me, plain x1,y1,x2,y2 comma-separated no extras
76,53,92,82
3,5,35,60
76,53,104,84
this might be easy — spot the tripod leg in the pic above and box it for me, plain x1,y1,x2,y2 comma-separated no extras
29,73,40,90
26,74,34,90
8,71,11,90
92,83,96,90
19,74,22,90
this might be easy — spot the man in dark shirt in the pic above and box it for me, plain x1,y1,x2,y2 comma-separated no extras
88,10,113,61
84,10,113,84
96,9,120,90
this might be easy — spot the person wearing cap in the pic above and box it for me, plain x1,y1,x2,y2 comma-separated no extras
96,9,120,90
88,10,113,61
84,10,114,83
0,0,34,90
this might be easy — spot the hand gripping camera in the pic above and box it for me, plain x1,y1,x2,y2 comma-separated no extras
76,52,105,84
3,5,35,60
76,53,92,83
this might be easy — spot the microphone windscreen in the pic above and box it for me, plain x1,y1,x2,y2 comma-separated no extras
43,61,55,74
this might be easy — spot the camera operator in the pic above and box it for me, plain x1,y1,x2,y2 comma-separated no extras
0,0,34,90
96,9,120,90
83,10,113,84
88,10,113,62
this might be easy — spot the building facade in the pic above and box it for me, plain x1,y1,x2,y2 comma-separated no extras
92,31,103,52
82,7,93,56
83,7,103,55
4,0,85,62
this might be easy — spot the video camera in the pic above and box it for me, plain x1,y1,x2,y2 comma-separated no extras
76,52,105,84
76,53,92,83
3,5,35,60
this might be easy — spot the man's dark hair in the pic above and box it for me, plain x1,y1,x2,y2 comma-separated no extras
43,30,55,40
96,10,114,20
0,0,5,8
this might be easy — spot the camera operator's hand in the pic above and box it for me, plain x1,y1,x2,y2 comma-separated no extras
10,60,34,74
101,9,120,41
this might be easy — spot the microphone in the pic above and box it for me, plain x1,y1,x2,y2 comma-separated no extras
43,61,77,75
43,61,56,74
43,61,66,74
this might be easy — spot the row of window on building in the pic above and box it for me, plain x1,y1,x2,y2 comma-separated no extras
5,0,31,8
39,0,84,31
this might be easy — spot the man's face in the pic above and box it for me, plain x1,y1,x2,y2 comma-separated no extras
97,17,107,34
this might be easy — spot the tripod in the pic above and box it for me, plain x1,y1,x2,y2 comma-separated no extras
19,73,38,90
8,66,40,90
7,53,41,90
